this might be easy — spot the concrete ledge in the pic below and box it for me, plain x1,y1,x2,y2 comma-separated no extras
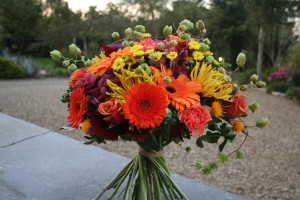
0,113,248,200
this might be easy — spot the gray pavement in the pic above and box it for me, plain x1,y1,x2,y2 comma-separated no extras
0,113,248,200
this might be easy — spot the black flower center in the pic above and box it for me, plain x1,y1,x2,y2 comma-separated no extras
140,99,151,111
165,86,176,94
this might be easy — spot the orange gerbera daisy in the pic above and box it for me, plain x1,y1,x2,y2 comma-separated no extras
122,82,168,129
158,74,202,110
67,87,88,128
86,57,114,77
233,121,244,134
109,46,133,60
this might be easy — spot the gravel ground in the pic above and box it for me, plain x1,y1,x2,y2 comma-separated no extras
0,78,299,200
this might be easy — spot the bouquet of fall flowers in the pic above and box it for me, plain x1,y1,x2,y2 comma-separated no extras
51,19,268,200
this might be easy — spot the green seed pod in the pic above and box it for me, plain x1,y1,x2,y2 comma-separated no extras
125,28,133,36
256,81,266,88
157,42,165,50
199,43,210,52
169,40,178,47
185,146,192,152
206,55,214,64
240,85,248,92
250,74,259,83
69,44,81,55
68,64,77,73
178,24,188,32
50,50,62,60
218,67,225,74
135,25,146,33
223,75,230,82
133,31,144,40
248,102,260,113
84,59,92,67
256,118,268,128
111,32,120,39
196,20,205,31
236,53,246,67
181,33,191,41
236,150,245,159
149,53,158,61
200,29,206,35
122,40,131,47
203,38,211,45
180,19,194,30
163,25,173,36
163,76,172,84
62,59,70,67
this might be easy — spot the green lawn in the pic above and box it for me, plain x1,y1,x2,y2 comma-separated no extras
31,57,54,71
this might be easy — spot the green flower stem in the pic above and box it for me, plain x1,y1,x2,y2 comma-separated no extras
122,158,139,200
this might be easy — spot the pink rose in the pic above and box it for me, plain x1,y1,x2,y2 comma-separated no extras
98,98,124,124
140,39,156,51
178,105,212,138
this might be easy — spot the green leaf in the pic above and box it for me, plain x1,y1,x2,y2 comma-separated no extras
219,139,227,152
218,152,228,163
84,140,94,145
226,133,236,141
196,138,204,148
207,123,219,131
209,162,219,170
201,134,220,143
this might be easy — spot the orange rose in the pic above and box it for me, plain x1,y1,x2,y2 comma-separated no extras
98,98,123,124
69,68,86,86
226,94,248,119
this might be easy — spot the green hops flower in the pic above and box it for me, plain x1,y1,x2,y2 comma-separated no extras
180,19,194,30
250,74,259,83
163,76,172,84
169,40,178,47
122,40,131,47
157,42,165,50
163,25,173,36
61,90,69,103
111,32,120,39
69,44,81,55
149,53,157,61
240,85,248,92
196,20,205,30
50,50,62,60
129,41,135,46
248,101,260,113
205,55,214,64
181,33,191,41
236,53,246,67
203,38,211,45
218,67,225,74
256,81,266,88
178,25,188,32
185,146,192,152
199,43,210,52
135,25,146,33
68,64,77,73
256,118,268,128
200,29,207,35
62,59,70,67
133,31,144,40
84,59,92,67
125,28,133,36
223,75,230,82
236,150,245,159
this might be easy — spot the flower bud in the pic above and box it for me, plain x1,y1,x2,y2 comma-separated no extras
200,29,206,35
68,64,77,73
50,50,62,60
163,76,172,84
180,19,194,30
256,81,266,88
169,40,178,47
205,55,214,64
178,24,188,32
236,53,246,67
248,101,260,113
69,44,81,55
185,146,192,152
149,53,158,61
236,150,245,159
111,32,120,39
122,40,131,47
135,25,146,33
163,25,173,36
135,66,143,74
218,67,225,74
129,41,135,46
157,42,165,50
125,28,133,36
62,59,70,67
203,38,211,45
199,43,210,52
166,108,172,118
145,68,152,75
133,31,144,40
196,20,205,30
256,118,268,128
181,33,191,41
250,74,258,83
240,85,248,92
84,59,92,67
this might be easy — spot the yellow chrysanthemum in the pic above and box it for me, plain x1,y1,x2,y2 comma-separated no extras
155,52,163,61
143,33,151,38
211,101,223,117
133,50,145,57
81,119,91,133
190,62,233,101
130,45,143,53
144,49,154,55
213,60,220,66
203,51,213,57
112,58,126,70
193,51,204,61
188,41,201,50
167,52,178,61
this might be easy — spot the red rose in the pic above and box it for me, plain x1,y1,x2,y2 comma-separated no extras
98,98,124,124
226,94,248,119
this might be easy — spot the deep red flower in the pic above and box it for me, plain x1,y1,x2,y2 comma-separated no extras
226,94,248,119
